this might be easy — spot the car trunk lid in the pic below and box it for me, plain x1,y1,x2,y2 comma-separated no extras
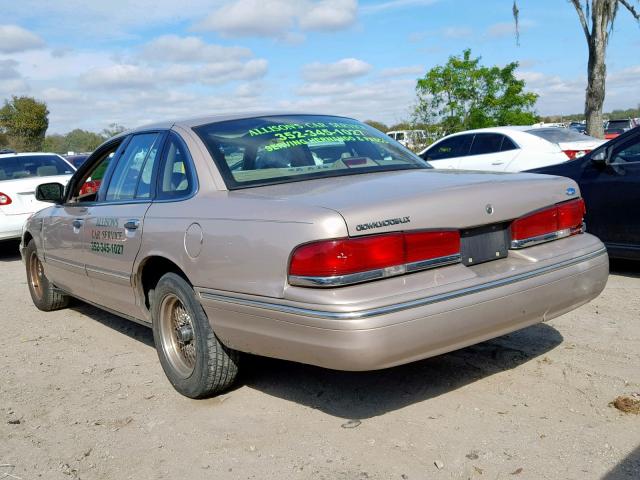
242,169,580,237
0,175,71,215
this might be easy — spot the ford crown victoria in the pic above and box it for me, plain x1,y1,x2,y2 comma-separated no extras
21,113,609,398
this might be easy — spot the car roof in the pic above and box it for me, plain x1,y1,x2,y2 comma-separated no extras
0,152,65,158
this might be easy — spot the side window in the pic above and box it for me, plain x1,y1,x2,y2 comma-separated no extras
469,133,505,156
611,137,640,165
424,135,473,161
105,133,161,202
72,144,120,203
157,132,196,199
501,135,518,152
396,132,405,142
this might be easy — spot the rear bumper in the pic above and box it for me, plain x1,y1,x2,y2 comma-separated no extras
198,244,609,371
0,212,30,240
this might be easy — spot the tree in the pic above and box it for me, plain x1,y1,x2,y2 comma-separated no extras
514,1,639,138
364,120,389,133
0,96,49,151
101,122,127,138
415,49,538,134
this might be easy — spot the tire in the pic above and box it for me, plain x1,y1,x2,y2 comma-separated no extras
25,239,69,311
151,272,239,398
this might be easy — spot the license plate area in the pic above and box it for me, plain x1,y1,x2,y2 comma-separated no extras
460,222,510,266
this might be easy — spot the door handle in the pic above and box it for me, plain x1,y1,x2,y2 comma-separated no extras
491,161,504,165
72,219,83,229
124,219,140,230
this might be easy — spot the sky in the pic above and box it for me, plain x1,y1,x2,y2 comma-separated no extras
0,0,638,134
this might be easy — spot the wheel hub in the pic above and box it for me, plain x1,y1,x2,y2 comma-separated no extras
176,324,193,343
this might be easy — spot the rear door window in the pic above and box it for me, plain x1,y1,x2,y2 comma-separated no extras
423,135,473,160
469,134,505,155
157,132,196,199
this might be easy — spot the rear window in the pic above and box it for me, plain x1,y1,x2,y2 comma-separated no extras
0,154,74,181
193,115,429,189
526,128,598,143
607,120,630,129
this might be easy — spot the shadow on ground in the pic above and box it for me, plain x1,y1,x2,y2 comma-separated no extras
0,240,21,262
239,323,563,419
70,292,562,418
602,445,640,480
610,258,640,278
70,301,155,348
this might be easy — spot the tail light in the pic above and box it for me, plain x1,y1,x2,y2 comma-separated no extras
510,198,585,249
563,150,589,160
79,179,101,196
289,231,460,287
0,192,12,205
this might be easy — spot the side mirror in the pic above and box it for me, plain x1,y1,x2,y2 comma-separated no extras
36,182,64,203
591,149,609,165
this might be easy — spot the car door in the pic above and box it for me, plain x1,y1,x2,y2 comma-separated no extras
42,144,121,299
421,134,473,169
457,133,519,171
82,131,165,317
579,132,640,253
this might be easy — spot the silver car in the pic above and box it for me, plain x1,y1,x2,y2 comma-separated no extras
21,113,609,398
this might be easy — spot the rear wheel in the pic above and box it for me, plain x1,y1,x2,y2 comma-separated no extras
25,240,69,311
151,273,239,398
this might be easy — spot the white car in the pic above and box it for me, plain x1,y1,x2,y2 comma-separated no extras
387,129,428,150
419,127,606,172
0,152,76,240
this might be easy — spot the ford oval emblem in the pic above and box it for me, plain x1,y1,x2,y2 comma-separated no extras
485,204,494,215
566,187,576,196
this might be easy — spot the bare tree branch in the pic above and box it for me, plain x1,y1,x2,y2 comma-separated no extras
512,1,520,45
618,0,640,19
571,0,592,39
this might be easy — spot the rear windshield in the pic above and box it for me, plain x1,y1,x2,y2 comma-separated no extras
526,128,598,143
193,115,429,188
0,154,74,181
607,120,629,129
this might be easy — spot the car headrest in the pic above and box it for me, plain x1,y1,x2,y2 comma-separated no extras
37,165,58,177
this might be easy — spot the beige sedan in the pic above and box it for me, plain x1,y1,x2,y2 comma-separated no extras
21,113,608,398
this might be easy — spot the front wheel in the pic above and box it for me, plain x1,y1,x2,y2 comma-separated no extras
25,240,69,311
151,272,239,398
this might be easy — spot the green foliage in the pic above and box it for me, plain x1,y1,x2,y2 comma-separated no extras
0,96,49,151
363,120,389,133
44,129,105,154
415,49,539,134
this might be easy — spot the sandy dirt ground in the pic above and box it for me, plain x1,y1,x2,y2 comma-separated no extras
1,241,638,480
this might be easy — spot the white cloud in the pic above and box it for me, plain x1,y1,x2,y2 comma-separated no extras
379,65,424,78
302,58,372,81
487,20,535,39
442,26,473,39
195,0,357,38
0,25,45,53
361,0,438,14
296,82,358,96
517,66,640,115
0,59,21,79
299,0,358,31
141,35,252,63
79,64,156,90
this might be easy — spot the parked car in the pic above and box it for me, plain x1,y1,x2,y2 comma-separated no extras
64,153,91,168
419,126,606,172
0,152,75,241
387,130,428,150
568,122,587,135
21,113,608,398
528,126,640,260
